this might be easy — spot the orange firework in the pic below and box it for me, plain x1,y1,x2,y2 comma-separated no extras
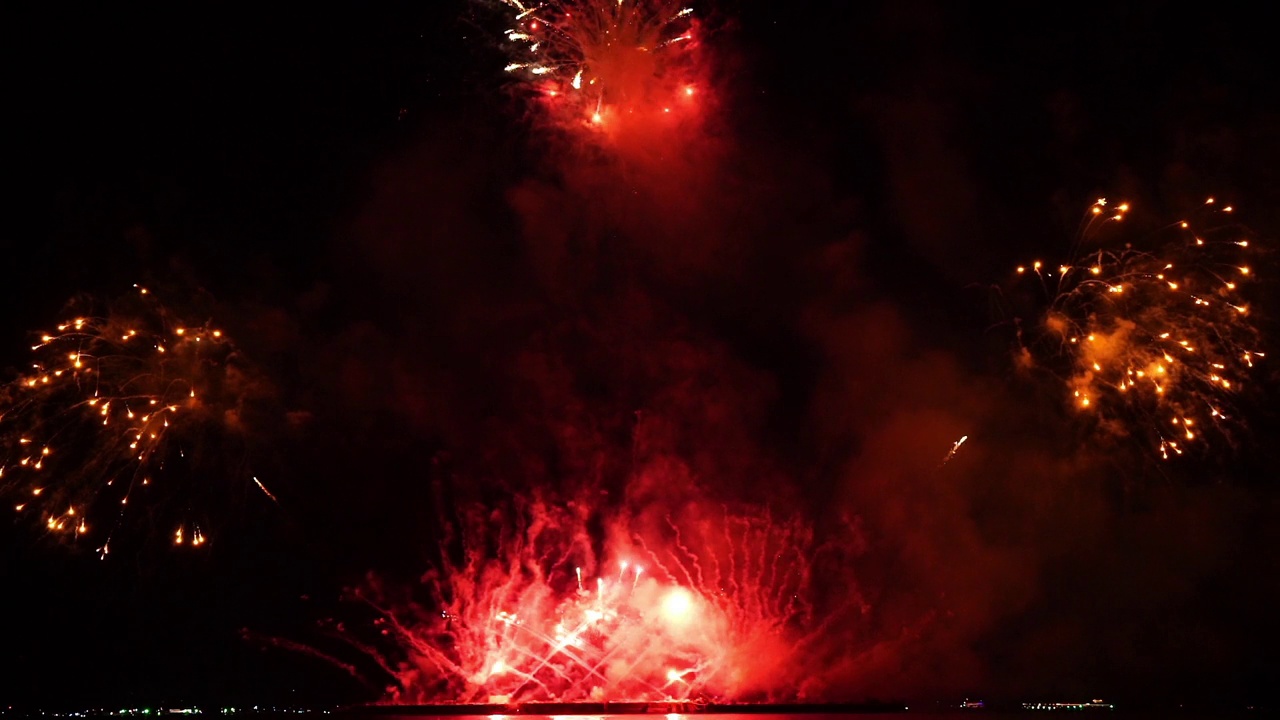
1008,198,1265,460
497,0,703,137
0,285,270,556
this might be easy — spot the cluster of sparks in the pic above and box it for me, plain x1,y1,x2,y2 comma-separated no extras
498,0,701,132
1012,198,1264,459
356,500,852,703
0,285,254,556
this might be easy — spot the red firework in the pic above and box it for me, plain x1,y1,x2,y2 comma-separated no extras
355,496,860,703
497,0,706,145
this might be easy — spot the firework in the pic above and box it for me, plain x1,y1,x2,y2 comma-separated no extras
496,0,703,136
0,285,268,556
940,435,968,467
1008,198,1264,459
352,496,857,703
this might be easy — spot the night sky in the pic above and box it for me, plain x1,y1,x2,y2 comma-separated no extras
5,0,1279,711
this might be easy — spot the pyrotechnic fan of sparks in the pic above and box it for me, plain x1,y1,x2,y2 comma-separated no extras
497,0,701,130
351,498,857,703
1010,198,1264,460
0,285,266,556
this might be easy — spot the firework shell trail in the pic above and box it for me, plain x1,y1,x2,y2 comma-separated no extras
350,495,863,703
0,285,271,556
1005,198,1265,460
494,0,705,147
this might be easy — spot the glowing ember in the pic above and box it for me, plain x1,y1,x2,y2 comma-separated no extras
1005,198,1264,459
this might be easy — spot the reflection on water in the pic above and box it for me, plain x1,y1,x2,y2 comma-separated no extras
28,708,1263,719
358,707,1249,712
357,713,1250,720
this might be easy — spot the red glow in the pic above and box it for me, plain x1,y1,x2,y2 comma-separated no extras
358,498,860,703
660,587,694,625
500,0,708,154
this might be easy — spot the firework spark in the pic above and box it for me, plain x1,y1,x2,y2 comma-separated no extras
351,496,859,703
254,475,281,506
496,0,703,138
0,285,267,555
940,435,968,467
1008,198,1264,459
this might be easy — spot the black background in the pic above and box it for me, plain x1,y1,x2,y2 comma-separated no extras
5,0,1279,711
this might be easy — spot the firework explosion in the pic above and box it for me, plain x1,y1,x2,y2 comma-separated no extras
496,0,703,139
1008,198,1265,460
352,495,858,703
0,285,268,556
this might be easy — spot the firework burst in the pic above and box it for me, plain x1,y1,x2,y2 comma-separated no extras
1007,198,1264,460
0,285,270,556
351,495,858,703
496,0,703,138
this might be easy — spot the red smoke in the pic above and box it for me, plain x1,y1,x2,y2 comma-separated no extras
295,3,1280,705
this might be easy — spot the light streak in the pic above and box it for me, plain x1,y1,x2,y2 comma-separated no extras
940,435,968,467
254,476,281,506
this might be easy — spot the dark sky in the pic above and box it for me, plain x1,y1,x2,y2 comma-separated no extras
4,0,1279,711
